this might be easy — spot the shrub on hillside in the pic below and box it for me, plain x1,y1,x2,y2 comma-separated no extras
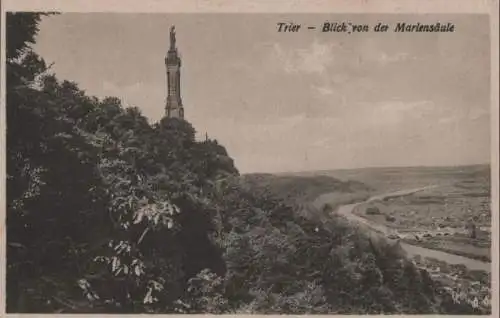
323,203,333,212
385,215,396,222
366,206,381,215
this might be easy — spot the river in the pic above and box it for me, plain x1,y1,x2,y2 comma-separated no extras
334,188,491,273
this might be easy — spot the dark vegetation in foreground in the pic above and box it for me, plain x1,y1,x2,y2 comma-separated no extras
6,12,481,314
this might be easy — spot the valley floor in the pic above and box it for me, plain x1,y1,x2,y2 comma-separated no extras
318,186,492,313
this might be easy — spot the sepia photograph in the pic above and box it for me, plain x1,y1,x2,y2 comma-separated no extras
1,1,498,316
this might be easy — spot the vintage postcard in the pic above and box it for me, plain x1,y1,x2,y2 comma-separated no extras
1,0,498,316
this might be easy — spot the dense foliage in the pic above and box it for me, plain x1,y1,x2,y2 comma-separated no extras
6,12,479,314
7,12,235,313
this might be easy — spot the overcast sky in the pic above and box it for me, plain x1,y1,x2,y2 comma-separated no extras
33,13,490,173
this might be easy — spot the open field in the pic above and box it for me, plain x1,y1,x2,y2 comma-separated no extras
283,164,490,195
241,173,372,212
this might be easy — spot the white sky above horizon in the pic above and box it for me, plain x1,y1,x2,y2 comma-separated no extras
33,13,491,174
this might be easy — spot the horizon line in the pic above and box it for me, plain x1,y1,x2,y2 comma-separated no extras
242,162,491,175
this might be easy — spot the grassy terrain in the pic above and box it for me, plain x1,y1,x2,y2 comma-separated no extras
241,173,372,214
286,164,490,194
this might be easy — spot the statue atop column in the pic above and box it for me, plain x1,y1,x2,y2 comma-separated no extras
169,25,176,50
165,25,184,119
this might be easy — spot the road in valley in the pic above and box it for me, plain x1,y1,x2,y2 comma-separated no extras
333,187,491,273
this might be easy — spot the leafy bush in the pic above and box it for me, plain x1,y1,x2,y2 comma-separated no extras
366,206,381,215
6,13,236,313
322,203,333,212
385,215,396,222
